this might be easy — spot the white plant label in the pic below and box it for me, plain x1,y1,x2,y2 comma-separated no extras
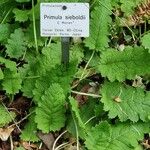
40,3,89,37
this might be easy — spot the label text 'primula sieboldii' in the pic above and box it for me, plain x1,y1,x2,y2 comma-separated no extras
44,15,86,20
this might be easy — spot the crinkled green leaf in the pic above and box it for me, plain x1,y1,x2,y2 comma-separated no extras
141,33,150,53
0,24,11,43
70,44,84,63
2,69,22,94
101,82,150,122
0,57,16,71
0,105,16,127
20,113,39,142
33,61,77,102
35,84,66,133
84,0,112,51
13,8,29,22
98,46,150,81
6,28,26,58
0,57,17,72
85,121,150,150
21,43,61,98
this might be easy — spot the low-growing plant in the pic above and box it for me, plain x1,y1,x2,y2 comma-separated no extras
0,0,150,149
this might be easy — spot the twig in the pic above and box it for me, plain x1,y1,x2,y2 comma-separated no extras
10,135,13,150
52,130,67,150
2,103,21,132
71,90,101,98
80,51,95,80
55,142,69,150
8,111,34,129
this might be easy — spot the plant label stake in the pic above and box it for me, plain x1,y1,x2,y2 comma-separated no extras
61,36,70,66
40,3,89,67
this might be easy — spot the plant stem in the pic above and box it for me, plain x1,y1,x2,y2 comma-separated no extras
32,0,38,53
80,51,95,80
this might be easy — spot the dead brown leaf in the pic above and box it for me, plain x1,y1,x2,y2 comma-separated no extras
37,132,54,150
0,127,14,141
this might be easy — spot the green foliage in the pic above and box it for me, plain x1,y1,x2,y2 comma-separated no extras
21,43,77,99
0,69,4,80
0,105,16,127
24,23,45,48
0,24,11,43
13,8,29,22
6,28,26,58
84,0,112,51
120,0,142,16
85,121,150,150
33,61,77,102
141,33,150,52
20,113,39,142
0,57,16,71
35,84,66,133
101,82,150,122
1,0,150,148
2,69,22,95
98,46,150,81
69,97,85,129
67,98,97,139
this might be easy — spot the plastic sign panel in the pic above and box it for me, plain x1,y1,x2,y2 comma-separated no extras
40,3,89,37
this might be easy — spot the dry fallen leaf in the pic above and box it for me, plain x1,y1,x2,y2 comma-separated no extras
37,131,54,150
0,127,14,141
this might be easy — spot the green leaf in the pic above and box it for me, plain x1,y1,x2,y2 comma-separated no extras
0,24,11,43
20,113,39,142
6,28,26,59
13,8,29,22
24,23,45,48
85,121,150,150
0,57,17,71
33,61,77,102
0,69,4,80
120,0,142,16
69,97,85,129
0,105,16,127
101,82,150,122
35,83,66,133
84,0,112,51
2,69,22,95
98,46,150,81
70,44,84,63
67,98,97,139
21,43,62,98
141,33,150,52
